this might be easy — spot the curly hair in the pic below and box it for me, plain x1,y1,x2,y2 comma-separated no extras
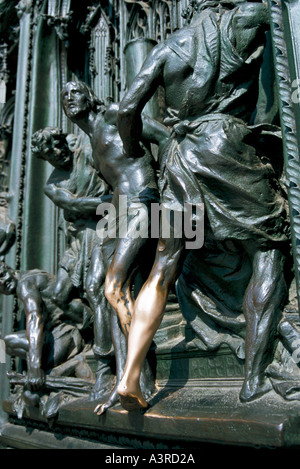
0,260,11,278
31,127,69,161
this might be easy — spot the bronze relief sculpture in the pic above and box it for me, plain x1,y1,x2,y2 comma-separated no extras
1,0,300,449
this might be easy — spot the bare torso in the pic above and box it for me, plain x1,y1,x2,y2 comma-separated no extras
162,30,195,114
90,109,157,199
146,4,269,121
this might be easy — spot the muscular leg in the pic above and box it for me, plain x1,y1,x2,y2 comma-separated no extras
86,244,114,400
240,243,288,402
117,236,185,411
52,266,76,307
4,331,28,359
49,347,95,381
95,205,158,413
104,205,153,337
105,235,144,337
104,233,158,409
94,308,127,415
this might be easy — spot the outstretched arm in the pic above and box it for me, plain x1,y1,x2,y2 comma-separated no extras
118,43,167,158
44,183,111,216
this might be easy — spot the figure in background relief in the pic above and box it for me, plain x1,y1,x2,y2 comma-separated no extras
116,0,291,410
0,261,94,414
0,125,15,258
31,127,116,402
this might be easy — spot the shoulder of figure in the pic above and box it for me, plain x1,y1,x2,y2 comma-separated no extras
104,103,119,125
164,27,194,54
144,39,170,66
17,272,38,298
20,269,51,288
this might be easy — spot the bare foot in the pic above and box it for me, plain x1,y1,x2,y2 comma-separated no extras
119,394,150,412
117,382,150,412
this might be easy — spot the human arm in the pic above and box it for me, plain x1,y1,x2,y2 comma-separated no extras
118,43,167,158
141,114,170,148
19,280,46,391
44,183,112,216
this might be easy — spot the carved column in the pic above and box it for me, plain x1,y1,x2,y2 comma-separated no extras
21,0,60,274
0,0,34,423
268,0,300,307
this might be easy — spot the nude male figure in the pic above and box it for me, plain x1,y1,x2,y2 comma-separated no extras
61,81,169,413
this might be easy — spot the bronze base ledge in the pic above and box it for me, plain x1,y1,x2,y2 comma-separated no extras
2,381,300,449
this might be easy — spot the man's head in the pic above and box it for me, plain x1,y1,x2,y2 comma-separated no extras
61,80,105,122
0,261,17,295
31,127,73,170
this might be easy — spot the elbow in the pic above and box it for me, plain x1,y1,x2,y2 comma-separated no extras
44,186,51,198
44,185,56,202
118,101,135,124
118,91,142,124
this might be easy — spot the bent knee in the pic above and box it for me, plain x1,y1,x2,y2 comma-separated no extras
105,274,116,301
86,280,101,300
86,271,105,297
4,333,19,347
105,272,124,303
3,333,26,355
